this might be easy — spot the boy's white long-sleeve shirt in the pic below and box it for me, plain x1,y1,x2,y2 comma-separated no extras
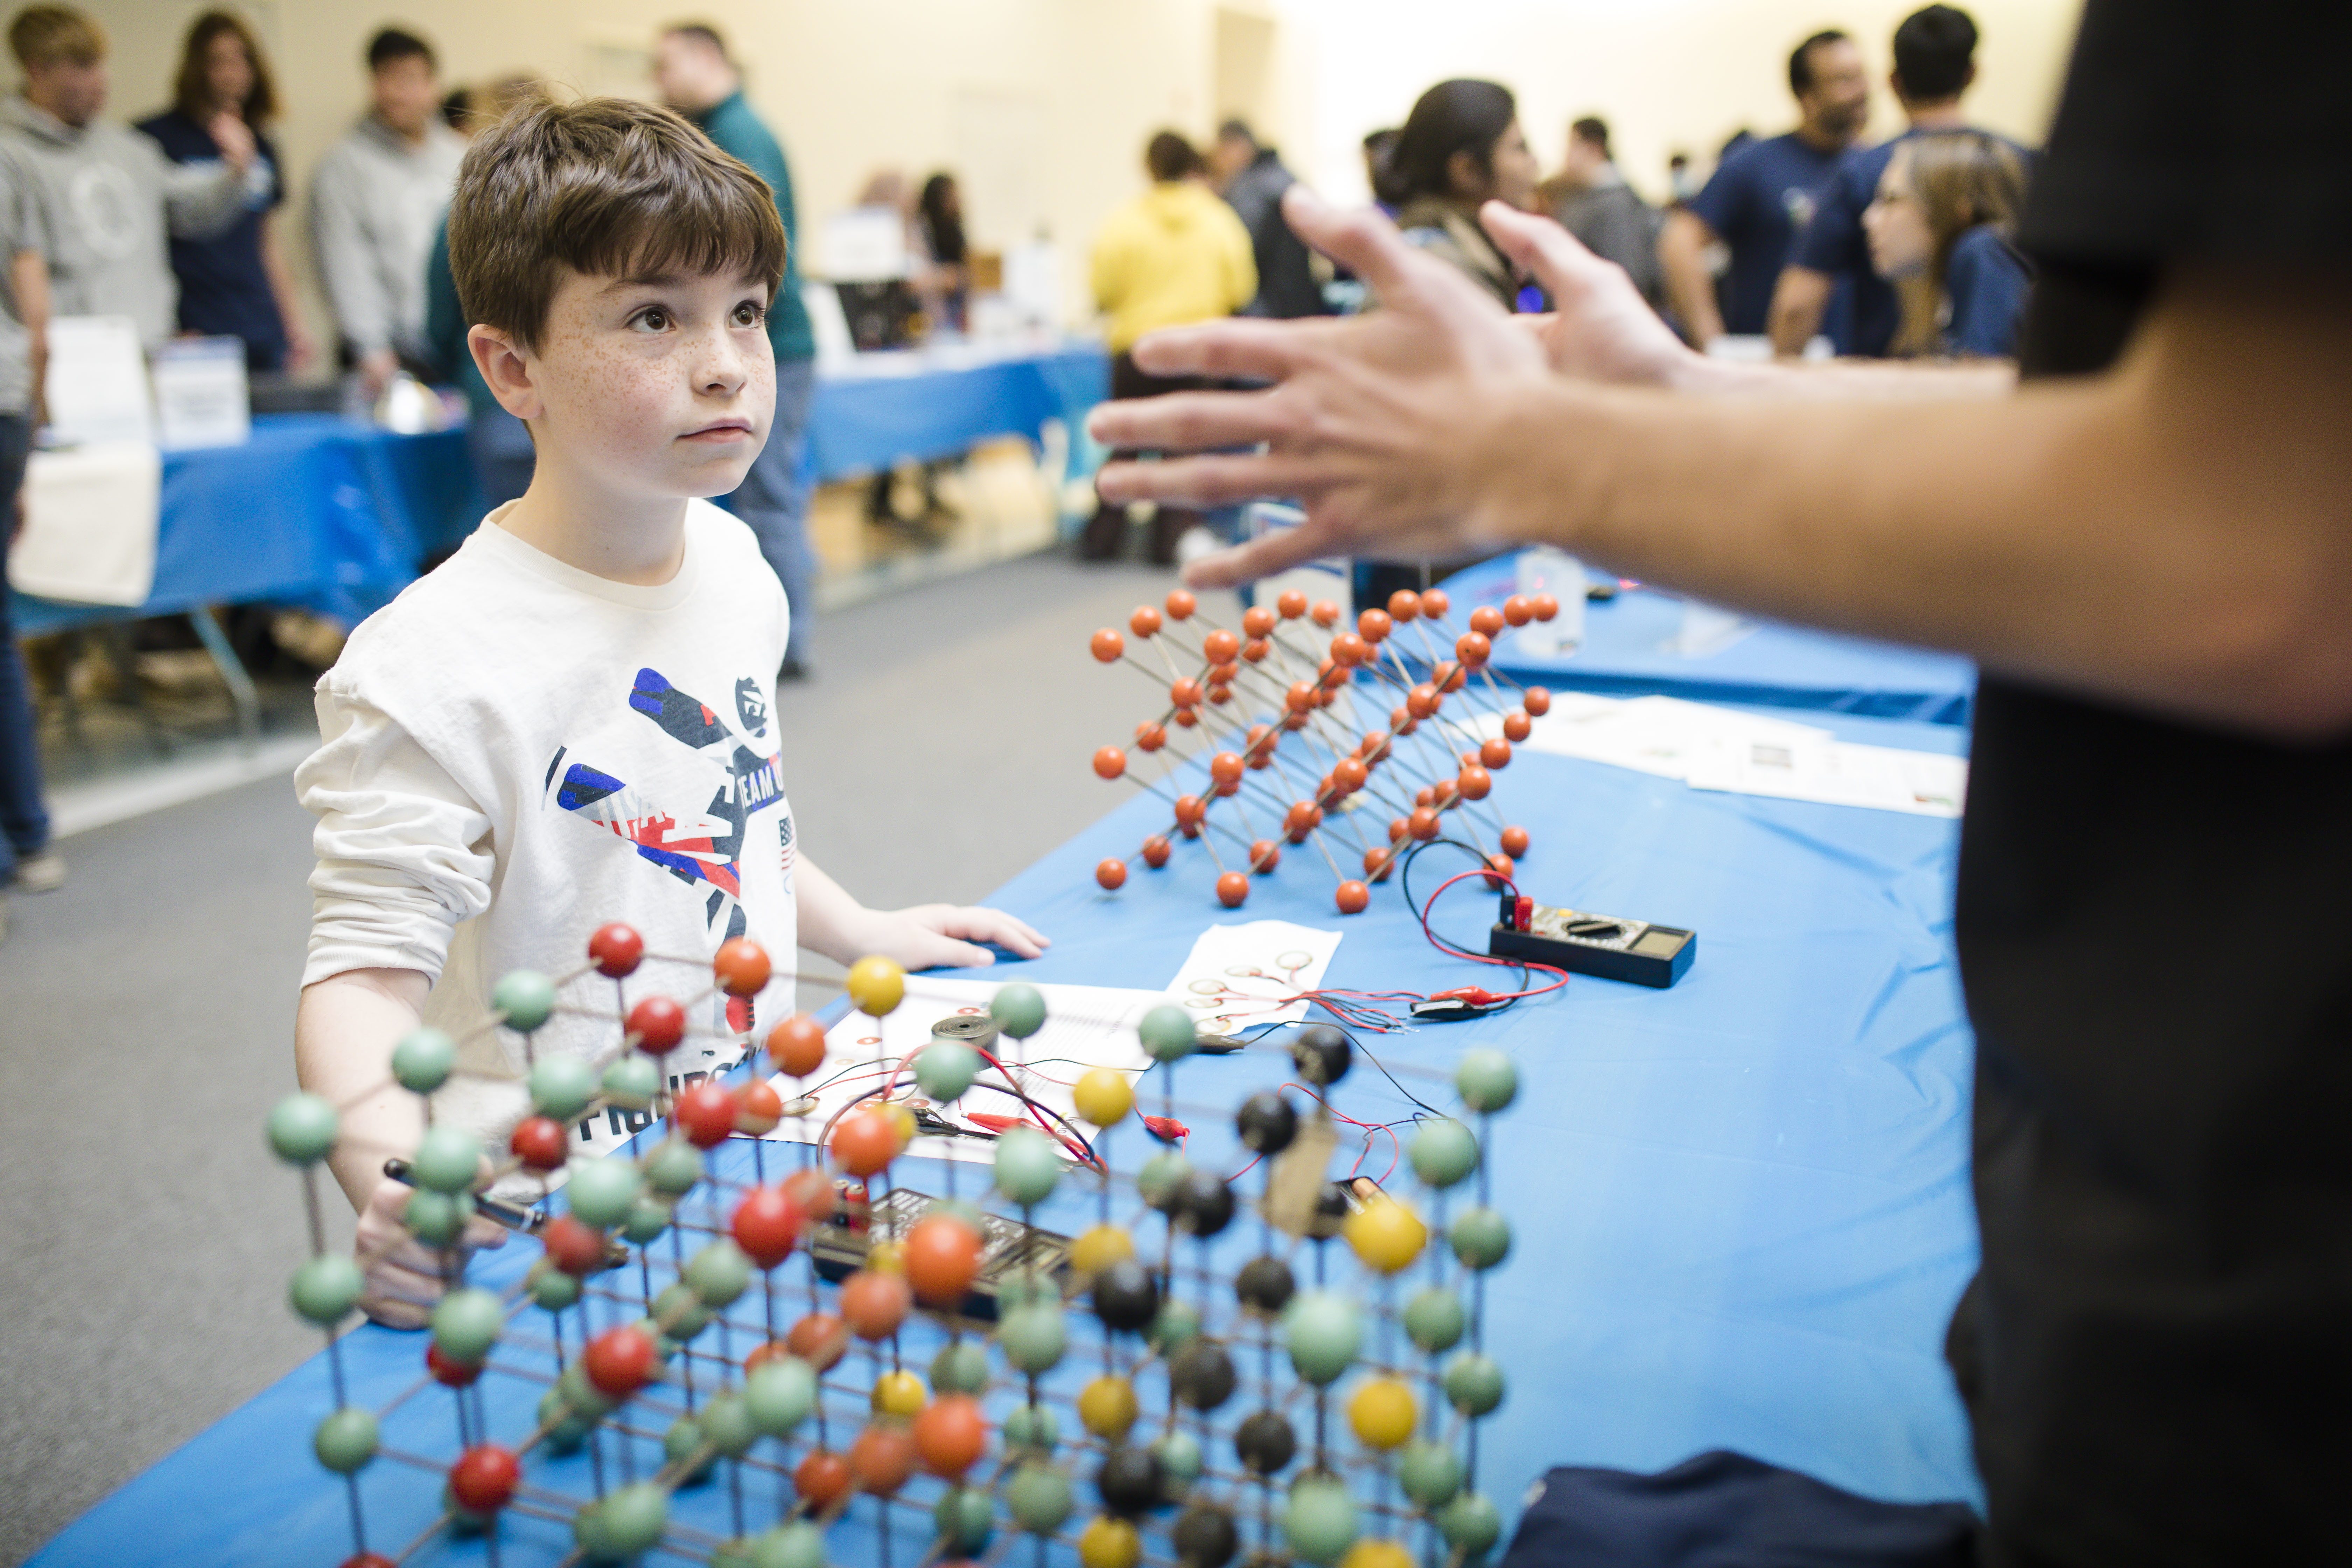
297,500,797,1177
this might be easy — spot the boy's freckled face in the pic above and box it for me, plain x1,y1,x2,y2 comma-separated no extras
528,265,777,501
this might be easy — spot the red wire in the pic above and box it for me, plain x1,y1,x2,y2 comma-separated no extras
1415,867,1572,1001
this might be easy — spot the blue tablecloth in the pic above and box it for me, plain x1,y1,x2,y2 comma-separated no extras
32,711,1981,1566
806,342,1109,479
1440,554,1977,725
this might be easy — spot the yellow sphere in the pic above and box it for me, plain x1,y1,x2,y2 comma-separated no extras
872,1369,926,1417
864,1239,906,1276
1347,1378,1416,1450
1078,1374,1140,1440
846,954,906,1017
1070,1223,1136,1276
1340,1541,1413,1568
878,1100,918,1152
1079,1516,1142,1568
1343,1196,1427,1274
1072,1068,1134,1128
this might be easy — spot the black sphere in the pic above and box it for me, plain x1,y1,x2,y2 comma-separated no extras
1173,1170,1237,1237
1169,1340,1237,1411
1095,1445,1164,1519
1310,1180,1352,1239
1173,1504,1240,1568
1234,1254,1295,1315
1092,1259,1162,1334
1236,1091,1297,1155
1235,1408,1297,1474
1290,1024,1352,1086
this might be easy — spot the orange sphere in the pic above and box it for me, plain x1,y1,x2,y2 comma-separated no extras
737,1080,785,1135
1333,757,1368,794
1130,605,1162,637
1205,682,1230,707
1336,880,1371,915
1242,637,1270,663
841,1268,913,1340
914,1395,988,1477
851,1423,918,1494
1173,794,1206,829
1096,858,1128,891
1522,685,1553,717
1202,629,1239,664
1388,817,1410,843
1331,631,1368,666
1503,712,1532,742
1469,605,1505,637
1363,846,1395,881
1357,608,1393,643
1286,681,1316,713
1456,632,1492,669
767,1013,828,1078
1387,589,1421,622
1209,751,1245,786
831,1108,898,1177
795,1448,854,1510
1209,660,1238,682
712,937,772,997
1093,746,1126,780
1248,840,1281,874
1502,594,1533,627
1390,704,1416,736
1409,807,1442,841
1134,721,1166,752
1242,606,1275,638
1216,872,1250,908
1091,628,1125,663
1422,588,1451,617
1173,708,1199,728
1481,737,1513,769
1169,677,1202,709
1244,723,1275,764
786,1312,850,1371
1359,730,1392,763
1484,853,1515,888
1531,592,1560,621
1141,835,1172,868
1501,825,1531,858
1277,589,1308,619
744,1338,793,1373
1438,662,1469,693
1309,599,1340,627
1457,764,1493,801
1282,710,1310,732
903,1213,983,1305
1166,589,1197,621
1406,684,1439,720
1415,786,1437,810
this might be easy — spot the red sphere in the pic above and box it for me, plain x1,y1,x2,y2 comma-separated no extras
1093,746,1126,780
627,995,687,1055
1090,628,1125,663
1141,834,1172,869
1500,825,1531,858
731,1184,805,1269
1216,872,1250,908
903,1213,984,1304
1387,589,1422,622
1409,807,1442,841
713,938,772,996
737,1080,784,1135
585,1325,657,1399
1503,711,1533,742
1173,795,1206,830
1309,599,1340,627
796,1448,854,1510
1129,605,1162,638
1522,685,1553,717
1202,629,1239,664
1169,677,1202,710
1095,858,1128,891
914,1394,988,1476
1531,592,1560,621
449,1444,520,1512
1165,589,1197,621
428,1342,483,1386
1333,757,1368,794
677,1082,736,1148
1469,605,1505,637
851,1422,919,1494
1276,589,1308,619
1422,588,1452,617
831,1108,899,1177
588,922,644,978
1248,840,1281,874
1357,608,1393,643
1209,751,1245,787
840,1268,913,1340
1335,880,1371,915
768,1013,828,1078
1242,605,1276,638
511,1115,568,1171
542,1214,606,1276
1457,764,1493,801
1502,594,1534,627
1481,737,1513,769
1134,721,1167,752
786,1311,850,1371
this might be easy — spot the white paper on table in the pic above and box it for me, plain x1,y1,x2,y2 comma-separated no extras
1163,919,1344,1033
1685,737,1967,817
8,441,161,605
760,978,1164,1167
1496,693,1830,781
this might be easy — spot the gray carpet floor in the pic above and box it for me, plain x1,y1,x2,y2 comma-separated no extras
0,550,1229,1564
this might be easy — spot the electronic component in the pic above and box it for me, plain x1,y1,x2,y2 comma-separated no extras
1490,893,1695,988
807,1186,1071,1318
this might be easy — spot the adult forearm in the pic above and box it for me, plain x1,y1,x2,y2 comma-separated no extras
295,967,431,1211
1766,267,1831,357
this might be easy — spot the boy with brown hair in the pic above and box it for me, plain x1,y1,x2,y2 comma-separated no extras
293,96,1045,1326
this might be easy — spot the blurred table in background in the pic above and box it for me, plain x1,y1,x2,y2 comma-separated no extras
807,339,1108,481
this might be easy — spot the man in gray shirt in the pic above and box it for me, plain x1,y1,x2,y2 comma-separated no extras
1550,117,1663,312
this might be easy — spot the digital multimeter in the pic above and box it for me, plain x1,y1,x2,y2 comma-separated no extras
1488,894,1696,988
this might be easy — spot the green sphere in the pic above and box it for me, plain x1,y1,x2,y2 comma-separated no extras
664,1415,716,1484
493,969,557,1031
313,1407,377,1474
995,1270,1056,1310
288,1254,363,1325
411,1124,481,1194
567,1156,643,1227
1283,1291,1363,1386
602,1054,659,1109
642,1138,704,1198
431,1286,505,1365
712,1541,756,1568
1454,1049,1517,1113
1001,1401,1060,1452
1007,1462,1073,1533
992,1125,1062,1206
1153,1430,1203,1496
1283,1475,1359,1564
621,1198,672,1246
530,1056,597,1120
997,1300,1067,1374
685,1240,752,1307
1449,1207,1511,1270
573,1500,618,1563
701,1392,758,1457
559,1362,617,1419
597,1482,669,1556
538,1387,594,1454
930,1338,990,1395
532,1266,582,1312
1438,1492,1502,1555
391,1028,458,1094
266,1093,338,1165
916,1040,982,1101
936,1485,996,1553
989,982,1048,1040
745,1356,816,1435
1137,1003,1197,1063
654,1282,711,1340
1408,1119,1480,1188
1399,1441,1463,1508
1442,1352,1505,1417
404,1188,467,1246
1137,1150,1191,1212
1148,1298,1202,1353
752,1521,825,1568
1402,1287,1466,1353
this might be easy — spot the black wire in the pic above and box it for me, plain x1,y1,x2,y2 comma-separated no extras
1398,836,1536,1012
1237,1019,1449,1120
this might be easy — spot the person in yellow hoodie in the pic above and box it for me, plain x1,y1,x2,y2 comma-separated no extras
1083,130,1254,563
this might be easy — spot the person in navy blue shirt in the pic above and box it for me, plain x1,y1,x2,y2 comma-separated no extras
1773,5,2022,357
1863,130,2030,356
1660,30,1870,346
135,9,309,373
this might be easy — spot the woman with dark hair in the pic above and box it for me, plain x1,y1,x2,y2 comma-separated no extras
916,171,969,333
1863,131,2032,358
1379,79,1540,310
136,10,309,372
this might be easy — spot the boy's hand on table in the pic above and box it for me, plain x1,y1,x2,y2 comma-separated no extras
353,1174,507,1329
851,905,1050,971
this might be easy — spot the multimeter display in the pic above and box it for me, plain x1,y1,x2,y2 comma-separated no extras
1489,898,1696,987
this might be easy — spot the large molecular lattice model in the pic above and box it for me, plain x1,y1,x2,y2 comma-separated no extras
268,930,1521,1567
1086,586,1563,916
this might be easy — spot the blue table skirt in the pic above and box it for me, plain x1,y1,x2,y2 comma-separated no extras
1440,554,1977,726
807,343,1109,479
32,719,1980,1566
